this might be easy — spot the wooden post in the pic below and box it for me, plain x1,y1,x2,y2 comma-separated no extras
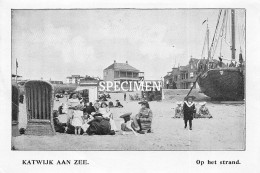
231,9,236,60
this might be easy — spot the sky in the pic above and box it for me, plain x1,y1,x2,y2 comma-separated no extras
11,9,245,81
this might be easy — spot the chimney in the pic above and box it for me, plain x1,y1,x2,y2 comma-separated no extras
114,60,116,63
126,61,128,64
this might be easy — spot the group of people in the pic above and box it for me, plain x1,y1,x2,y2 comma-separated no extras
54,92,153,136
173,96,212,130
54,92,211,135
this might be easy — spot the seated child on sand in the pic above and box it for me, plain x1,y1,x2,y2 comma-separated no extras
173,101,183,118
99,102,118,131
120,113,138,136
197,102,212,118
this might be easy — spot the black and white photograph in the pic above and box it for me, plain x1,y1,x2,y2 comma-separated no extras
11,8,246,151
2,0,260,172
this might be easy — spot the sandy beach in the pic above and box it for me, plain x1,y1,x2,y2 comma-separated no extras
12,90,245,151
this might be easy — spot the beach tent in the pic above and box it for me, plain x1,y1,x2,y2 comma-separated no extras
24,80,55,135
12,82,19,137
75,85,98,103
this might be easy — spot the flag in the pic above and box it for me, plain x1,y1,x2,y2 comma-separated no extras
202,19,207,25
16,59,18,68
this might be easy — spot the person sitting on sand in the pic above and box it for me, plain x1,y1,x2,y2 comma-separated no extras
120,113,138,136
108,101,114,108
173,101,183,118
53,110,66,133
197,102,212,118
99,102,117,131
81,112,94,135
83,102,96,115
71,104,84,135
86,113,115,135
132,101,153,134
115,100,123,108
183,96,196,130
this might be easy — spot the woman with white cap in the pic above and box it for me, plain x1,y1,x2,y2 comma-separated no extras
198,102,212,118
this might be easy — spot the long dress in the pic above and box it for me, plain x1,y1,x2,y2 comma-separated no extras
183,101,196,120
86,116,112,135
67,98,81,117
135,108,153,131
71,110,83,127
99,107,117,131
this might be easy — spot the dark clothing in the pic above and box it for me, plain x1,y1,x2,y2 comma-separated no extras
53,117,66,133
184,119,192,129
58,106,63,114
121,123,132,132
108,101,114,107
115,101,123,108
66,124,84,134
86,117,113,135
183,101,196,121
83,106,96,115
19,95,24,104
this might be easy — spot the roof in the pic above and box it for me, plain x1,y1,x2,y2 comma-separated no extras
104,62,140,72
179,65,189,71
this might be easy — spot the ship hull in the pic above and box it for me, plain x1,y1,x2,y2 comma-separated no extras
197,68,244,101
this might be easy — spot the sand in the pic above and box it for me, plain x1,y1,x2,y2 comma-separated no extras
12,90,245,150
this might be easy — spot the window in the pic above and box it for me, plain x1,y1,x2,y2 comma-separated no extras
133,72,138,78
120,71,127,77
114,71,120,78
190,72,194,78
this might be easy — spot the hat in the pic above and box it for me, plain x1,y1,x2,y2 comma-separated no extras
199,102,206,106
138,101,148,105
120,112,132,119
100,101,108,107
184,96,196,101
93,113,103,117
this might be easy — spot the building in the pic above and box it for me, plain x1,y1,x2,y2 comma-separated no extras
103,60,144,89
76,77,99,103
164,58,200,89
66,75,84,84
49,80,63,84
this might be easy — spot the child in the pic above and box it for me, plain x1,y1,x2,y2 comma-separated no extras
81,112,94,135
99,102,118,131
71,104,84,135
183,96,196,130
115,100,123,108
120,112,138,136
197,102,212,118
173,101,183,118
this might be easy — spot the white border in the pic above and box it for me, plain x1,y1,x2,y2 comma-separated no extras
1,0,260,172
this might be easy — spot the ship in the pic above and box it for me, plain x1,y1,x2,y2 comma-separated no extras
196,9,245,101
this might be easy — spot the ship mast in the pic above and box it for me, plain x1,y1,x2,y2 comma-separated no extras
207,19,211,61
231,9,236,60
